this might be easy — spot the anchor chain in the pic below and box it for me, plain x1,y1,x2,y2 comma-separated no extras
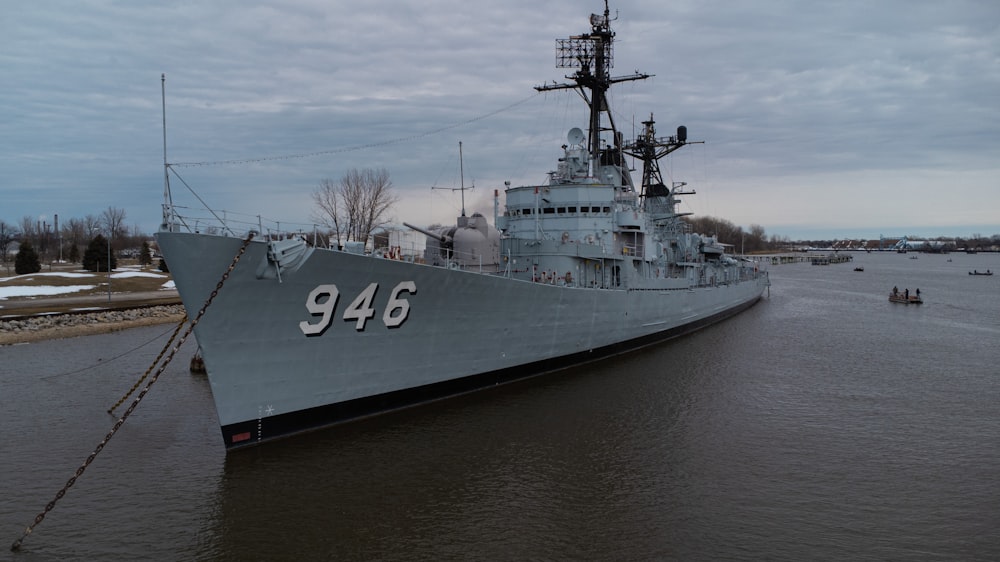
11,232,255,552
107,319,186,414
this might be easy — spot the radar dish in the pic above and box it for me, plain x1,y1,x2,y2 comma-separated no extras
567,127,585,146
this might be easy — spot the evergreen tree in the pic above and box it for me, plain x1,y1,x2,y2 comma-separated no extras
139,241,153,267
83,234,116,272
14,241,42,274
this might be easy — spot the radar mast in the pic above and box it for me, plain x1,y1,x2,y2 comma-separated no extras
535,1,649,183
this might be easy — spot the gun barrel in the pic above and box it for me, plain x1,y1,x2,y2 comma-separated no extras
403,222,448,243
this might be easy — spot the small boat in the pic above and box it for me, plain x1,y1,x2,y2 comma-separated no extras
854,267,864,272
189,347,206,374
969,270,993,276
889,293,922,304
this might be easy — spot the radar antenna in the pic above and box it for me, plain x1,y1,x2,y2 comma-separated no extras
623,115,704,199
535,2,650,179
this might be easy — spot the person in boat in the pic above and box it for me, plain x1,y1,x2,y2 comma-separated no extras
904,288,909,300
892,286,898,296
916,288,921,298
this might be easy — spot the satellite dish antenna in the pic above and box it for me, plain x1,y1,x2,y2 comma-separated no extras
567,127,585,146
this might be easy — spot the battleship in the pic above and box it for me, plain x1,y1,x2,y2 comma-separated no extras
156,2,770,449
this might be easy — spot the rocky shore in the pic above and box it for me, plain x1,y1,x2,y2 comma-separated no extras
0,305,187,345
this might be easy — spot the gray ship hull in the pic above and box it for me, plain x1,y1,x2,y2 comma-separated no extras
157,231,766,448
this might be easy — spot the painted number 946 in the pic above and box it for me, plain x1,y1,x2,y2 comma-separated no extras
299,281,416,336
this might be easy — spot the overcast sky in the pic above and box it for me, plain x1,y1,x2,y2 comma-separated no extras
3,0,998,241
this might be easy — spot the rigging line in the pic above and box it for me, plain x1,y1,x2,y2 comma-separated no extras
40,323,181,381
167,166,238,236
171,92,543,168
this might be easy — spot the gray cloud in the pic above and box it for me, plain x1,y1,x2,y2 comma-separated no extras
2,0,998,240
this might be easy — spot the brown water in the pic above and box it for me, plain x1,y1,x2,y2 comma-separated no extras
2,251,999,560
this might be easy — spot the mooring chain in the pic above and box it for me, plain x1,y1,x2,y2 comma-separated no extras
107,319,186,414
11,232,255,553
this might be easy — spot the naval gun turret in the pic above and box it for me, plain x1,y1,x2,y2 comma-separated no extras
405,212,500,271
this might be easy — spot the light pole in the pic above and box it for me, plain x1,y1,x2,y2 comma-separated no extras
106,233,111,303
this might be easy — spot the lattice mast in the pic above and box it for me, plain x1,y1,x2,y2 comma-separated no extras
623,116,698,199
535,1,649,180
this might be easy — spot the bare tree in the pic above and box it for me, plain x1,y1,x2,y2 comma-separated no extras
0,220,18,262
102,206,128,240
84,214,102,236
63,218,89,262
19,216,37,245
312,178,344,246
129,222,144,241
311,168,398,248
747,224,767,253
359,168,397,242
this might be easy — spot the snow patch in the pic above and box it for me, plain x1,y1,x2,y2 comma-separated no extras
1,272,94,282
111,271,167,279
0,285,98,300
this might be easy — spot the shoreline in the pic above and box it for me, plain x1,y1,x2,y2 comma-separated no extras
0,304,187,345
